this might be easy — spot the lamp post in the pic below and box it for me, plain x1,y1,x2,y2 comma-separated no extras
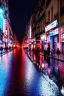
0,8,4,47
0,8,3,13
0,8,4,29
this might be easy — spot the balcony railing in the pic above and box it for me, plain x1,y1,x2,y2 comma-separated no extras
36,12,45,23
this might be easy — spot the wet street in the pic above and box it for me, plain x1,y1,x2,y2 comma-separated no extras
0,48,61,96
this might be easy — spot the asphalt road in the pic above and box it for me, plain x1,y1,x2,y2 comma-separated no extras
0,48,60,96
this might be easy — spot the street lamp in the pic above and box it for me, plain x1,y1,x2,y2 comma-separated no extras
0,8,3,14
0,8,4,47
0,8,4,29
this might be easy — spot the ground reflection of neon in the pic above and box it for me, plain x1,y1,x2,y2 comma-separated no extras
4,54,8,69
42,63,45,68
61,86,64,95
25,54,35,87
38,75,59,96
40,55,43,67
20,49,25,80
0,56,8,96
0,52,12,96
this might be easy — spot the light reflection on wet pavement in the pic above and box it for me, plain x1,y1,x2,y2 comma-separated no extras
0,49,61,96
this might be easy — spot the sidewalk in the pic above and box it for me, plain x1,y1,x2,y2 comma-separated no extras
0,48,14,56
40,52,64,62
26,50,64,93
40,52,64,78
54,53,64,61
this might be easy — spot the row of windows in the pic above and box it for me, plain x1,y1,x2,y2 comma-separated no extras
48,6,53,22
46,0,52,8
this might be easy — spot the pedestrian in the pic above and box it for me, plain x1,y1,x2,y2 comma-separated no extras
46,45,50,65
56,48,60,58
44,44,47,60
47,45,50,55
1,46,3,54
47,44,50,60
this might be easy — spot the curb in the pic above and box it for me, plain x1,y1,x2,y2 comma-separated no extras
40,53,64,62
26,52,58,88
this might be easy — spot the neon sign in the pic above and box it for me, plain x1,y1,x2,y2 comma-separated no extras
45,20,58,32
50,28,58,36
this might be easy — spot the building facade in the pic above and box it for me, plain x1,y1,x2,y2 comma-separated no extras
24,0,64,53
0,0,19,49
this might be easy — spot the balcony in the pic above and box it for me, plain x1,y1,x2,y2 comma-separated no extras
36,12,45,23
46,0,52,8
40,0,45,8
32,27,36,32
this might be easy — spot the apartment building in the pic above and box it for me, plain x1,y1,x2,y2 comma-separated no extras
24,0,64,53
45,0,64,53
59,0,64,53
45,0,59,52
30,0,46,51
0,0,7,47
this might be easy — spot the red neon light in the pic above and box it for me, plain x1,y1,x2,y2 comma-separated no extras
4,35,8,38
58,27,62,42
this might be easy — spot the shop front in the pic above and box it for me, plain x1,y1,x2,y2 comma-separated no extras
61,26,64,53
31,38,36,52
36,35,40,49
50,28,59,52
45,19,58,51
40,34,47,52
62,42,64,53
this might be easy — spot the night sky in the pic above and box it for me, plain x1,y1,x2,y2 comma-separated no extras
8,0,36,44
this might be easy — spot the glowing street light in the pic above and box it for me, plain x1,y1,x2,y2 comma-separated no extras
0,8,4,29
0,8,3,14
